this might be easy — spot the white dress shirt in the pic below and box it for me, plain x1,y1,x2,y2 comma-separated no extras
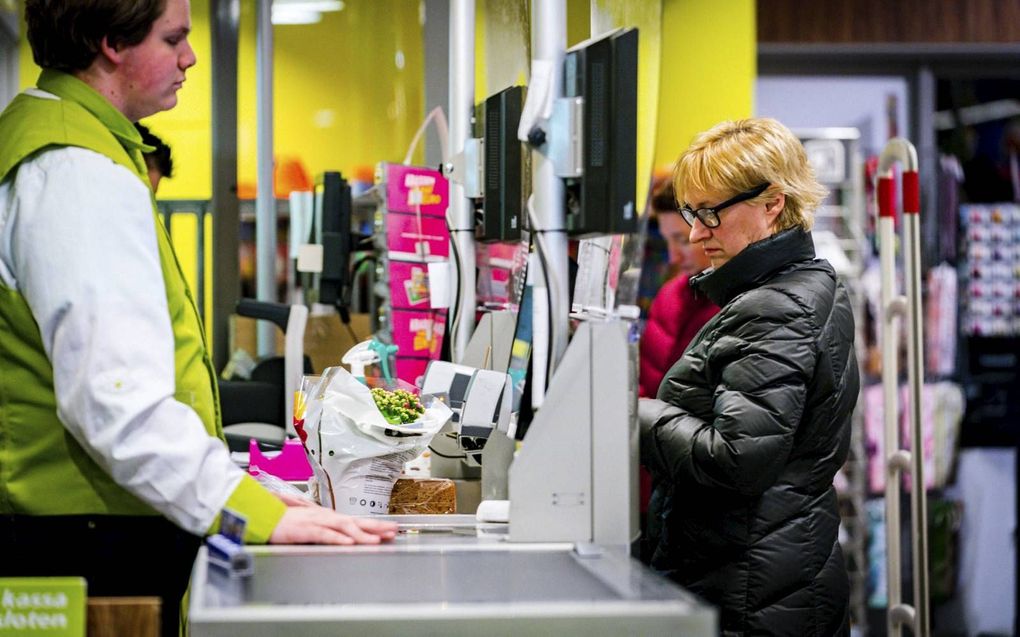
0,144,244,534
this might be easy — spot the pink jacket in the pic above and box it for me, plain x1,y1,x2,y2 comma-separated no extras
639,274,719,398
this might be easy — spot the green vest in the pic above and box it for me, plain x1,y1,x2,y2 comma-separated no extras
0,71,283,542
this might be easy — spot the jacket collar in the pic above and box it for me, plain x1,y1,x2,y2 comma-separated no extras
36,70,153,156
690,227,816,307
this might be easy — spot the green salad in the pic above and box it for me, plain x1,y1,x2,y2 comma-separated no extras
370,387,425,425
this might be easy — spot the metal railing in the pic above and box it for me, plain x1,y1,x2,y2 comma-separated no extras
876,137,930,637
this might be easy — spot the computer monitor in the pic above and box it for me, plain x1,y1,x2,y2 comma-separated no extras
563,28,638,237
311,171,353,315
477,85,526,242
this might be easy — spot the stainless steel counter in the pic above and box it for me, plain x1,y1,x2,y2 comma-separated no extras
189,519,716,636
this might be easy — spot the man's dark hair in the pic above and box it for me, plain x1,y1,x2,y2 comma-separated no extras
136,123,174,179
25,0,166,73
650,180,680,214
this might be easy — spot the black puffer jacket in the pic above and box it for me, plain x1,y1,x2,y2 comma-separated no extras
639,228,859,636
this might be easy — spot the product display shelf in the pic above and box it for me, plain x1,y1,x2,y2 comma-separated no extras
797,128,869,635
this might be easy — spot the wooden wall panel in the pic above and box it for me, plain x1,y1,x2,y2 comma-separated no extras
758,0,1020,43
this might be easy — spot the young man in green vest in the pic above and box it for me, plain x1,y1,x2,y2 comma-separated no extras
0,1,396,634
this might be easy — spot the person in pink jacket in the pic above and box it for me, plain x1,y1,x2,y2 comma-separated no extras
637,180,718,555
639,181,718,398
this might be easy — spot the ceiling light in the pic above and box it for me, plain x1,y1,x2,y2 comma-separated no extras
270,0,343,25
274,0,344,11
271,7,322,25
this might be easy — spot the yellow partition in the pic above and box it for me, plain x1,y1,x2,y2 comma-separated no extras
591,0,664,213
654,0,756,170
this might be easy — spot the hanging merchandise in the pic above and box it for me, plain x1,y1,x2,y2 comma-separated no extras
863,382,964,494
926,155,964,266
926,264,958,376
865,498,888,608
961,203,1020,337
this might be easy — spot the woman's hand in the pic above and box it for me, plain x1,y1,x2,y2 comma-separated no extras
269,505,399,545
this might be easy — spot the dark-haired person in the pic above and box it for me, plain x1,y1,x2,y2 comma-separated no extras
136,122,173,192
639,180,717,398
638,118,859,636
636,179,718,563
0,2,395,634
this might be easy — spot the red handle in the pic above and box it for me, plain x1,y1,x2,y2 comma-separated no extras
878,177,896,219
902,171,920,215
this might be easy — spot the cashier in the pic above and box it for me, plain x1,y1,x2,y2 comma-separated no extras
0,1,396,635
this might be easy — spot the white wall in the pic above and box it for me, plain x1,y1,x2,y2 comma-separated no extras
943,448,1017,636
755,75,910,157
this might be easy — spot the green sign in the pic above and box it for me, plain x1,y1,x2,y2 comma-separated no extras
0,578,85,637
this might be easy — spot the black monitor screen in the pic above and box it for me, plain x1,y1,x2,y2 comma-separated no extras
478,85,526,242
563,28,638,238
312,171,353,311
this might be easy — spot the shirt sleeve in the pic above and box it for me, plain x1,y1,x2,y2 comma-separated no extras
3,147,284,538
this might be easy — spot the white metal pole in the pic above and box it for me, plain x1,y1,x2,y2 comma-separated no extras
878,200,907,637
902,171,930,637
877,138,928,637
530,0,569,374
448,0,476,363
255,0,276,357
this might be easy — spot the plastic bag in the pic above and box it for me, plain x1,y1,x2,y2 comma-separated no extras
249,466,315,504
301,366,451,515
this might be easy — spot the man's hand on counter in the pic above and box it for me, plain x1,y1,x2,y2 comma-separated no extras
268,505,399,545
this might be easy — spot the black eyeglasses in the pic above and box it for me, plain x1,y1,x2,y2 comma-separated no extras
679,182,771,228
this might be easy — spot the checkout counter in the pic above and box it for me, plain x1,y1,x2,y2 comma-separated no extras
189,321,718,635
189,516,715,636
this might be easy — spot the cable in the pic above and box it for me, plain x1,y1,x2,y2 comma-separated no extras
525,195,559,391
403,106,450,167
350,254,376,275
532,231,556,389
341,318,360,344
427,446,468,460
446,225,464,359
428,432,467,460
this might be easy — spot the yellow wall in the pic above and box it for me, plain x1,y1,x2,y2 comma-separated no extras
15,0,755,319
18,0,425,198
145,0,213,200
16,0,426,347
654,0,756,171
17,1,215,200
238,1,425,189
17,0,753,197
592,0,663,212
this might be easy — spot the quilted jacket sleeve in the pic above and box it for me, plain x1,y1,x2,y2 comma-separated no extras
639,287,818,496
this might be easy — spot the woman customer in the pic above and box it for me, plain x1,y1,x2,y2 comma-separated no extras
639,117,859,636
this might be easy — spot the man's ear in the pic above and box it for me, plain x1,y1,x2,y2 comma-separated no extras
764,192,785,223
98,36,125,66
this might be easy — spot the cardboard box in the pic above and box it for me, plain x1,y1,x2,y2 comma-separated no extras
231,312,372,375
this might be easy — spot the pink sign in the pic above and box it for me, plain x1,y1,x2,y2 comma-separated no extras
389,308,447,385
394,358,431,388
390,308,447,359
388,260,432,309
385,212,450,261
384,163,449,217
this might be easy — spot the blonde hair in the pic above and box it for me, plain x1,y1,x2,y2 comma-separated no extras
672,118,827,232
